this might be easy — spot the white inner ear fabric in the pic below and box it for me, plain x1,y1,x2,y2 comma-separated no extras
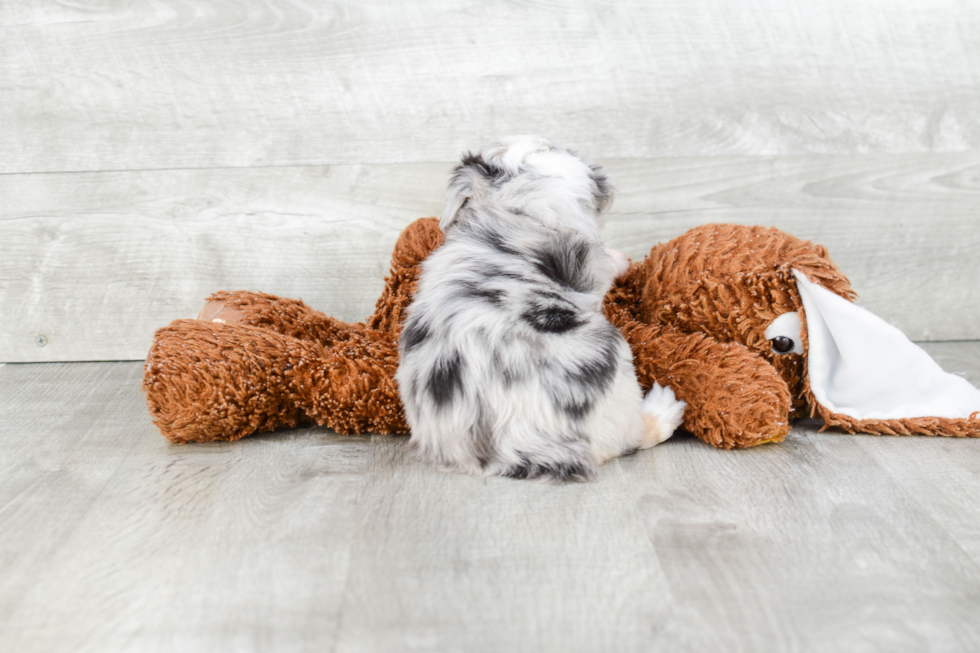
793,269,980,420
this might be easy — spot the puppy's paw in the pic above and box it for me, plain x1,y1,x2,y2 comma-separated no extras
502,459,595,483
493,450,597,483
640,382,686,448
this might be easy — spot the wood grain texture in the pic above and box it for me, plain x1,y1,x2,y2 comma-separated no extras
332,438,671,652
2,0,979,174
625,432,980,652
0,163,447,362
3,153,979,362
606,153,980,342
2,344,980,651
852,341,980,567
0,362,373,653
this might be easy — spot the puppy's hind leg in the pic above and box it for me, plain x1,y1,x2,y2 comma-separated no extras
640,382,687,448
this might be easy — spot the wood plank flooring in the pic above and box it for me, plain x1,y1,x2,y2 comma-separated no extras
3,342,980,652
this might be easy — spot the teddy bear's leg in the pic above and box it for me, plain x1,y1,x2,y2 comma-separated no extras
194,218,445,345
144,320,314,443
619,321,793,449
147,217,443,444
292,329,409,436
143,319,409,444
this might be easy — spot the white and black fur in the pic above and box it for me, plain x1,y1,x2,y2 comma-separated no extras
396,136,685,481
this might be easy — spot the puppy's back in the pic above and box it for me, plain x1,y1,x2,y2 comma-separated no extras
397,136,646,481
398,218,642,481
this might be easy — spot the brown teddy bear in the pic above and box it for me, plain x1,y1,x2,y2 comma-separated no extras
143,219,980,449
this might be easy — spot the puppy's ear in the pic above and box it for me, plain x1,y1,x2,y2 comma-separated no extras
589,163,615,215
441,152,505,231
441,154,477,231
441,174,470,231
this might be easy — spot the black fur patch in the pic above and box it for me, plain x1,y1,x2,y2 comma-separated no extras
504,453,592,482
531,238,594,293
427,351,464,409
456,280,504,306
554,333,616,416
566,330,619,393
559,398,592,419
479,229,522,258
522,303,583,334
471,401,495,468
481,264,531,285
400,316,430,352
490,349,525,387
460,152,508,184
535,290,566,301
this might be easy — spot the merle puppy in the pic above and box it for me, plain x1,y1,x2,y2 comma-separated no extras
396,136,685,481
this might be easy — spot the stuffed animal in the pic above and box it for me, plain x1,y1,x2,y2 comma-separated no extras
604,223,980,447
143,219,980,448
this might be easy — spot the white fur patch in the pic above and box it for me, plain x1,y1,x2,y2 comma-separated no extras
640,382,687,448
605,247,631,280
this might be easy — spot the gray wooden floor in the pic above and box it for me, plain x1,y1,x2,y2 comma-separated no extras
3,342,980,652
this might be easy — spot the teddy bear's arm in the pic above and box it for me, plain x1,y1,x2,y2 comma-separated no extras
617,319,794,449
367,217,444,335
143,219,449,444
192,218,446,347
198,290,367,347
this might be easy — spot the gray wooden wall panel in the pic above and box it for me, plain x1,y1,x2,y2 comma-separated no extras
0,163,446,362
2,153,978,362
607,153,980,342
2,0,979,174
3,0,979,361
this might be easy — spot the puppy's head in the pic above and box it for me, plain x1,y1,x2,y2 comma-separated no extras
441,136,614,235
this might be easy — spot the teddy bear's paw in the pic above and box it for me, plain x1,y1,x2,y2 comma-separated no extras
640,382,687,448
197,299,246,326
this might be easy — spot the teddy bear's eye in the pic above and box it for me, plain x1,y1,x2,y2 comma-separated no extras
764,311,804,356
771,336,795,353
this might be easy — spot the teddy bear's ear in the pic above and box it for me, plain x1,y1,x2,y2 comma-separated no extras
794,269,980,423
441,152,500,231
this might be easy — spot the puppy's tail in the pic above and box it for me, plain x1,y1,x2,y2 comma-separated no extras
640,382,686,448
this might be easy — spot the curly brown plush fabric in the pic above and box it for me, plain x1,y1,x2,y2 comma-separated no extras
143,218,980,448
143,218,442,443
603,223,858,448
